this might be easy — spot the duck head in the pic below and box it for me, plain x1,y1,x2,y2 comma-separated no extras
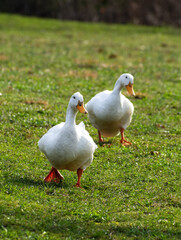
70,92,88,114
116,73,135,96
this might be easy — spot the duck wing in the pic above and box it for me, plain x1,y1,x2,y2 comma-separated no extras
38,122,65,152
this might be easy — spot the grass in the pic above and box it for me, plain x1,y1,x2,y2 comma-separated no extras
0,13,181,239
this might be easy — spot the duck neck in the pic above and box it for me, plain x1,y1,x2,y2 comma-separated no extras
65,105,77,126
112,80,124,95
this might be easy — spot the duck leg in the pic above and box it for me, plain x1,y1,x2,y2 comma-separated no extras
98,130,103,143
120,128,132,146
44,167,64,183
75,168,83,188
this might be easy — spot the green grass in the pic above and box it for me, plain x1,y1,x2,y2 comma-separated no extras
0,14,181,239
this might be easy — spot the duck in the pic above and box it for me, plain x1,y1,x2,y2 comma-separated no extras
86,73,135,146
38,92,97,188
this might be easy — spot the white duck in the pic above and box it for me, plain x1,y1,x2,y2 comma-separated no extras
38,92,97,188
86,73,135,146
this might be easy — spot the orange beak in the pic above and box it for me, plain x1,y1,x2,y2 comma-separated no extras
76,101,88,114
126,83,135,96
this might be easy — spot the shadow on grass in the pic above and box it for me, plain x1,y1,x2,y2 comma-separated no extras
7,176,63,189
20,218,181,239
109,225,181,240
6,175,83,190
95,139,114,147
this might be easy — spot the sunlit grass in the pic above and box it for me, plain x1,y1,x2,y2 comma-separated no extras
0,14,181,239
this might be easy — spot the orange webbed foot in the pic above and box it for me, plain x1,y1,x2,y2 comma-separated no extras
121,139,132,146
44,167,64,183
75,183,82,188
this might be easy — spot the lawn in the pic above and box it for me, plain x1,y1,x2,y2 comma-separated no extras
0,14,180,239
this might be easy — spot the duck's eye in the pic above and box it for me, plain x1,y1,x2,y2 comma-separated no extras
125,76,128,79
73,96,75,99
79,103,82,106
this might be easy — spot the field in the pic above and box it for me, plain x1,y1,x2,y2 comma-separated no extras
0,14,180,239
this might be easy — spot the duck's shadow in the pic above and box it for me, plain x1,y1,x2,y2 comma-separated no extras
96,139,113,147
7,176,64,189
7,175,91,191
